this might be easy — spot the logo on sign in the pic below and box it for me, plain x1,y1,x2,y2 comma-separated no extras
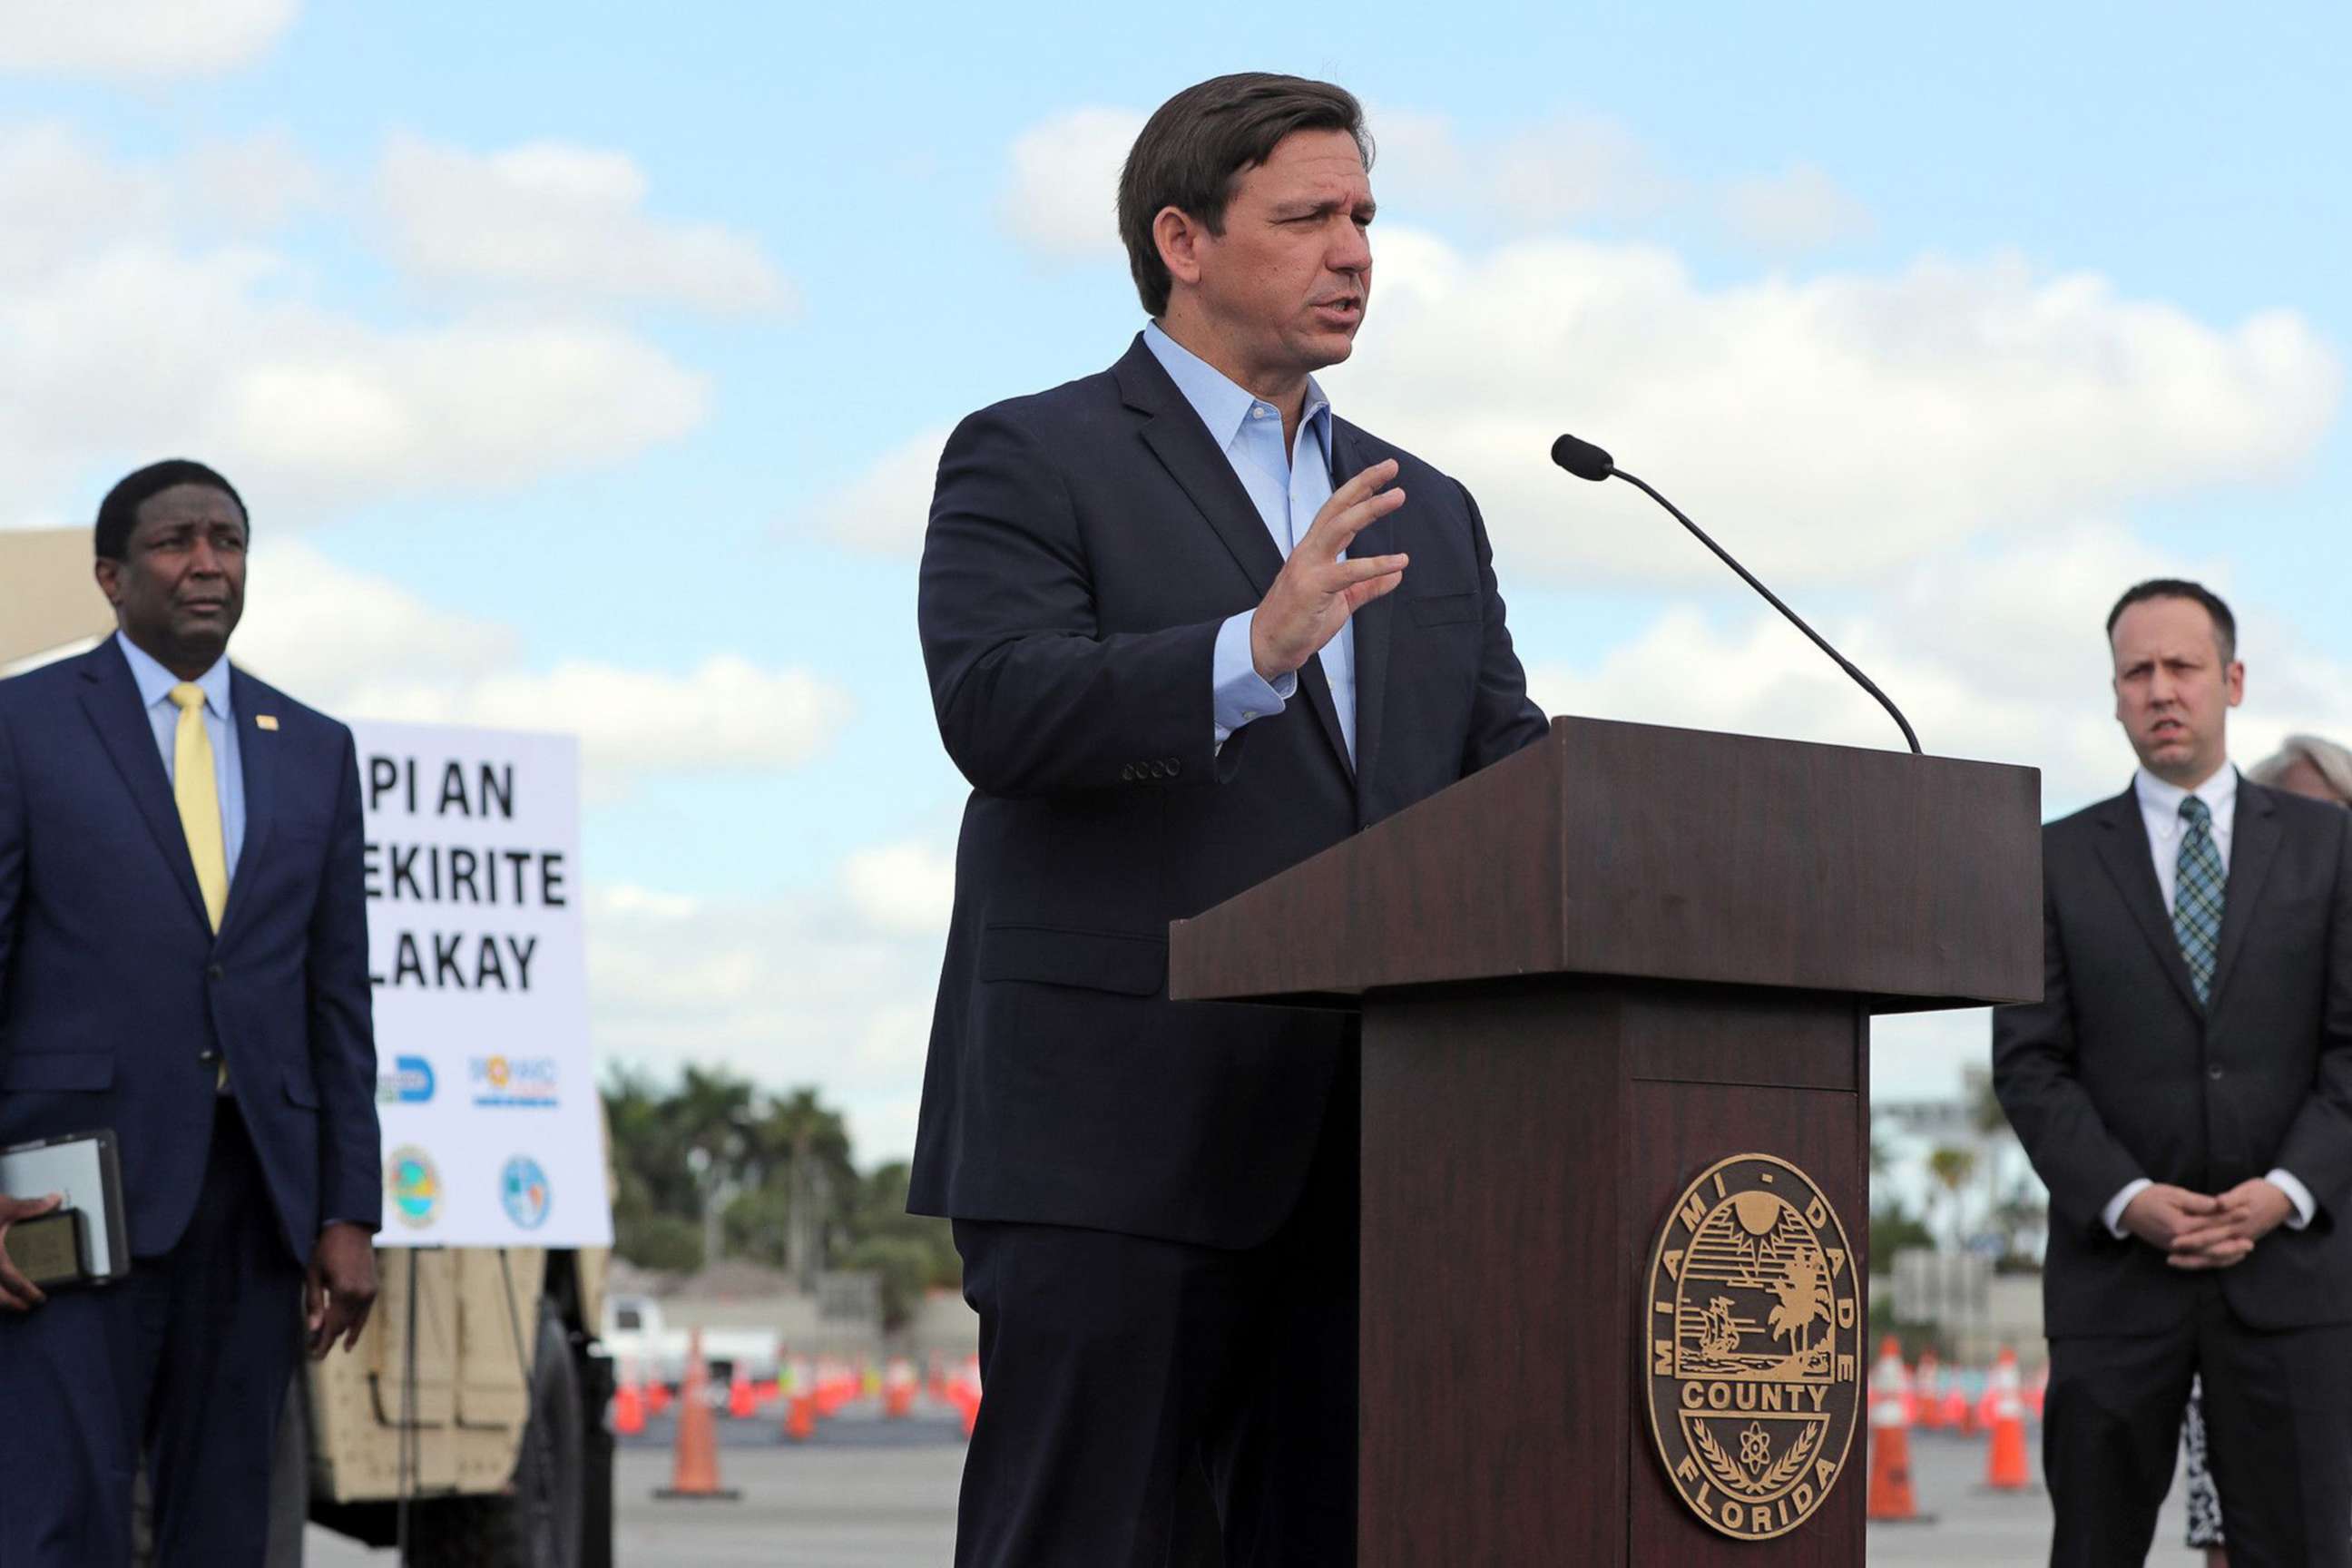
377,1055,436,1104
386,1146,442,1229
1644,1153,1859,1542
469,1054,558,1108
500,1155,552,1230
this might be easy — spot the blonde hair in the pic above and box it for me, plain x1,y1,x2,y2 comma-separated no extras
2248,734,2352,805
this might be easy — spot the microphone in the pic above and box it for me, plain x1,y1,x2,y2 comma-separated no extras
1550,433,1922,755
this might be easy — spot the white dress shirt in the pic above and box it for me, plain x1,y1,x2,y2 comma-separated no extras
2102,761,2316,1236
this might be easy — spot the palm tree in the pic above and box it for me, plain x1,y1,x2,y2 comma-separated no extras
1767,1244,1833,1370
1965,1065,2018,1252
1926,1145,1979,1250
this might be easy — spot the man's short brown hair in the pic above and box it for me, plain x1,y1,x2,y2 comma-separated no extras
2108,578,2238,664
1116,73,1372,318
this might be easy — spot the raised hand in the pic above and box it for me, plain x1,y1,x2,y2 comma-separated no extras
1250,458,1409,681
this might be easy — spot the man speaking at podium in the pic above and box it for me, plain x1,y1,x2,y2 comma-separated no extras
0,461,380,1564
912,74,1550,1565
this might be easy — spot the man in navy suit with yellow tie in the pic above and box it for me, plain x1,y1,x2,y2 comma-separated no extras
0,460,380,1564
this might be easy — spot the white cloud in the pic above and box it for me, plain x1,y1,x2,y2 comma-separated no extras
234,542,854,788
235,539,515,691
1371,107,1670,235
328,655,851,778
998,108,1142,261
378,134,795,315
587,874,950,1161
812,425,949,556
1525,522,2350,814
0,124,712,529
839,841,956,936
0,0,299,78
1721,162,1875,256
1329,231,2337,586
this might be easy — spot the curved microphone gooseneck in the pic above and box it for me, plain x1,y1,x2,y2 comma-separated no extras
1550,433,1922,756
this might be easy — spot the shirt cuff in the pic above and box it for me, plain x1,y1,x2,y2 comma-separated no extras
2103,1178,2152,1239
1211,610,1295,751
2265,1169,2318,1230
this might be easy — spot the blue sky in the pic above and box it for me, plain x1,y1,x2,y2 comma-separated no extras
6,2,2348,1160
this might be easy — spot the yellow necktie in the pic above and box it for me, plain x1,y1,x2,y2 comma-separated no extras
168,683,230,932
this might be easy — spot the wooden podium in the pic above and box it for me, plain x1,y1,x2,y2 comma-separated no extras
1170,718,2041,1564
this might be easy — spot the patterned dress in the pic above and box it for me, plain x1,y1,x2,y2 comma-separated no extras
2182,1377,2225,1550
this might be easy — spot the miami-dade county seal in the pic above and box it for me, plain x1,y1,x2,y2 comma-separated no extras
1644,1153,1859,1542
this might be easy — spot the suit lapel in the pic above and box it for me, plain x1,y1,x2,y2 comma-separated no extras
218,665,277,941
1116,337,1354,779
2206,778,2279,1010
1119,339,1284,598
2089,785,2204,1014
76,642,210,932
1331,417,1391,804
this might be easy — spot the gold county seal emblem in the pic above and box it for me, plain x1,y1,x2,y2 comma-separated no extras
1643,1153,1860,1541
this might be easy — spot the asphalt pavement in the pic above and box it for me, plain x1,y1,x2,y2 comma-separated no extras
301,1405,2212,1565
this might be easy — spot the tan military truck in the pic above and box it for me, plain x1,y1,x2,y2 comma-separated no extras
2,528,618,1566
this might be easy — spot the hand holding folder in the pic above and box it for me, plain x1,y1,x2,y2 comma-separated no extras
0,1130,131,1305
0,1191,64,1308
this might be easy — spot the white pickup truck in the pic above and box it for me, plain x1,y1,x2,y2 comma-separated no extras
599,1293,781,1387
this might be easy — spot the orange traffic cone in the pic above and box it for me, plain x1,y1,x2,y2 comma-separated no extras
654,1329,740,1502
1983,1348,2033,1492
612,1357,646,1438
955,1356,984,1439
646,1377,673,1417
883,1357,917,1419
1867,1337,1932,1523
1913,1351,1942,1429
1940,1385,1970,1434
726,1363,755,1420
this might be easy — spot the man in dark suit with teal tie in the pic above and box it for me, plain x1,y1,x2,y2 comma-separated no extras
0,460,381,1564
1994,579,2352,1567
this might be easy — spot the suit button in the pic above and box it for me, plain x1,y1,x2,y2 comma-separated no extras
207,963,225,981
197,1048,220,1066
2208,1064,2224,1081
1120,764,1135,781
1150,761,1167,779
1166,758,1182,777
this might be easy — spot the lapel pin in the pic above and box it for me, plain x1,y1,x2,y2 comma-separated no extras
255,715,279,731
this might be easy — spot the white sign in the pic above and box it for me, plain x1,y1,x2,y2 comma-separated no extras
354,720,611,1248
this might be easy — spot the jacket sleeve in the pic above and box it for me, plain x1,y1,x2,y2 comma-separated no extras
1992,866,2146,1237
1456,481,1551,776
2272,813,2352,1219
0,705,21,1072
307,726,381,1232
918,406,1232,799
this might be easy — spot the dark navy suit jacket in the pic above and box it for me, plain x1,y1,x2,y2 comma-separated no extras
910,336,1551,1249
1994,779,2352,1334
0,639,379,1260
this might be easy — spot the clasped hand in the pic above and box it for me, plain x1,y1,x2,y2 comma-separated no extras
2120,1180,2296,1270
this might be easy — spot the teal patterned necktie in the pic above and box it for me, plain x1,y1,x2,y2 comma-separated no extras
2173,796,2225,1004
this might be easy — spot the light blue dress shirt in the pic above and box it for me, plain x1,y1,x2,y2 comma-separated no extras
115,631,247,880
1142,321,1357,761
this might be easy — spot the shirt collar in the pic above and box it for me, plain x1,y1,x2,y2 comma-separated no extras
1142,320,1331,454
115,631,231,719
2134,760,2237,831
